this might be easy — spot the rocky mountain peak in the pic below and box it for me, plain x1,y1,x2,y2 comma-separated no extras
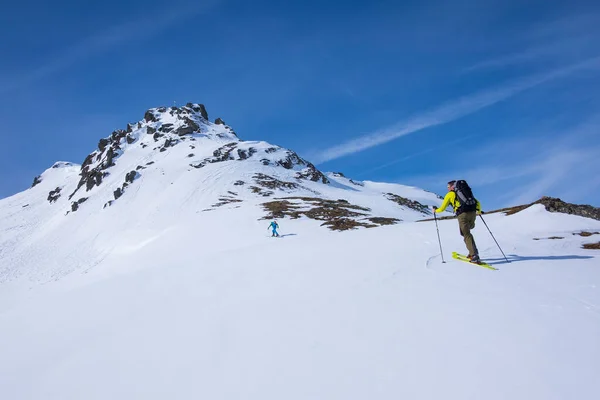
140,103,236,138
31,102,334,215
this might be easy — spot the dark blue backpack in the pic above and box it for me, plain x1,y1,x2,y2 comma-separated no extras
454,180,477,214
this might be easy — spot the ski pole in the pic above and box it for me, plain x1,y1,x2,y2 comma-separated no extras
433,210,446,263
478,214,509,263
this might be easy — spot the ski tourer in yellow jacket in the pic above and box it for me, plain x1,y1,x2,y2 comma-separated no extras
435,190,481,215
433,180,482,262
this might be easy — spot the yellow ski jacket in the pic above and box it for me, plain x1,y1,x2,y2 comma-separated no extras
435,191,481,214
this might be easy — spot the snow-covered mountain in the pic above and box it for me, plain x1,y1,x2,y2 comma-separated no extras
1,104,600,400
0,103,442,283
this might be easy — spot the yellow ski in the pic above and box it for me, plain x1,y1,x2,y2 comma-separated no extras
452,252,498,270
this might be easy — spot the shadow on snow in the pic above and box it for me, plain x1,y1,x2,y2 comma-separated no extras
486,254,595,265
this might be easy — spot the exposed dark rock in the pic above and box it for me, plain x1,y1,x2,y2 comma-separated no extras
109,171,139,201
85,169,105,191
188,153,195,158
126,123,134,133
153,132,163,141
332,172,346,178
126,134,135,144
260,200,301,219
146,161,155,165
365,217,401,226
160,138,175,151
147,126,156,135
174,117,200,136
237,147,257,160
254,174,299,190
47,187,62,203
386,193,430,214
105,148,116,168
82,153,95,170
32,175,42,188
265,147,278,153
144,110,157,122
487,196,600,221
137,122,142,129
215,118,225,125
212,197,243,208
250,186,274,197
302,199,370,221
535,197,600,221
260,197,371,231
70,197,88,212
234,180,245,186
158,123,174,133
277,152,299,169
573,231,599,237
111,129,127,142
186,103,209,120
175,125,195,136
136,165,146,170
70,162,110,200
349,179,364,187
296,163,329,183
98,138,109,151
273,150,328,183
210,143,238,162
583,242,600,250
321,218,376,231
125,171,137,184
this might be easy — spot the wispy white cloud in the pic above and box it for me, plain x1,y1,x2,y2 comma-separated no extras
566,174,600,204
508,149,595,205
1,1,221,94
464,12,600,72
473,134,599,206
527,12,600,42
401,117,600,208
463,36,597,72
358,134,476,176
312,56,600,164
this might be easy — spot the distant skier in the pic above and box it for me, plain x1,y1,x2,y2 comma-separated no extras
433,180,482,263
268,220,280,237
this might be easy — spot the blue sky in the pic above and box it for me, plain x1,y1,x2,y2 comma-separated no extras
1,0,599,209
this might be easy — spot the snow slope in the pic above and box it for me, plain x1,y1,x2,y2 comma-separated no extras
1,104,599,400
